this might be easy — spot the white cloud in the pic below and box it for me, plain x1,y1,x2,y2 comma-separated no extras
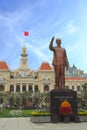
26,42,48,60
66,22,79,34
64,38,87,72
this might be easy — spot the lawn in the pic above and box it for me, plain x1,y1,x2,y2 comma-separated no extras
0,109,10,117
0,109,87,117
0,109,35,117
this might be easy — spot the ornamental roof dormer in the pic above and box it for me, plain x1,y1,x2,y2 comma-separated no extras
0,61,9,70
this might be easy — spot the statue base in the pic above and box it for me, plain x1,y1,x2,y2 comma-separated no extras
50,88,80,123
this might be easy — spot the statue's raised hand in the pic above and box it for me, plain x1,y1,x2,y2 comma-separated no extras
51,36,55,42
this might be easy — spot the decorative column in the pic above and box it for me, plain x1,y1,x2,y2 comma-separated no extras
26,84,28,91
69,85,72,90
40,84,43,93
20,84,22,93
74,85,77,91
32,85,34,93
5,81,8,92
14,84,16,93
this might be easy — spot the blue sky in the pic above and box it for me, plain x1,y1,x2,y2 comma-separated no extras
0,0,87,72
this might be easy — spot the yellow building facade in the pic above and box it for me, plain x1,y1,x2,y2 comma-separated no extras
0,46,87,96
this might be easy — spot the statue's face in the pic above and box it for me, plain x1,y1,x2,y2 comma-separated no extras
56,39,61,45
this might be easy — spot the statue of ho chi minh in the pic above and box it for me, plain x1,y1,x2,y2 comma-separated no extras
49,36,69,89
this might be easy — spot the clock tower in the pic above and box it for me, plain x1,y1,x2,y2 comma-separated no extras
20,46,28,69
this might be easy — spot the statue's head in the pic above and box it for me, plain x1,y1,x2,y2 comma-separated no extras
56,38,61,46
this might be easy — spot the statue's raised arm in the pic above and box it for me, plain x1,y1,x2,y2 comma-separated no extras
49,36,55,51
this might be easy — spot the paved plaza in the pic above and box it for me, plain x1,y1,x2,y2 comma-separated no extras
0,118,87,130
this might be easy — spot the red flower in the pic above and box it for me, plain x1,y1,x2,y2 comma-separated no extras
59,100,72,115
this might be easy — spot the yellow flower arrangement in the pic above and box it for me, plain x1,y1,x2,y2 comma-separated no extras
31,111,51,116
78,111,87,115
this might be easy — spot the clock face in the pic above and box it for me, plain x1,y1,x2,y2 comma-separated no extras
20,71,28,77
23,61,26,64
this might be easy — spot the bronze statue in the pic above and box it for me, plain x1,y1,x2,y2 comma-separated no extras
49,36,69,89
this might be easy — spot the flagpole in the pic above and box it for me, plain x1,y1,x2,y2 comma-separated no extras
24,32,29,46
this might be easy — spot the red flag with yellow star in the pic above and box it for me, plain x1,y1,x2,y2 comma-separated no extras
24,32,29,36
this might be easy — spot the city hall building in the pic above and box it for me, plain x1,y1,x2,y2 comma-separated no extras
0,46,87,96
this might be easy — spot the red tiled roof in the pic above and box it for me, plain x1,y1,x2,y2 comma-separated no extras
39,62,52,70
0,61,9,70
65,77,84,81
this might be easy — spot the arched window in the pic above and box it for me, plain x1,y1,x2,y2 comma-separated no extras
29,85,33,92
0,85,4,91
77,86,80,91
22,85,26,92
16,85,20,92
83,84,87,91
10,85,14,92
44,85,49,91
65,86,69,89
0,98,3,104
72,86,74,90
35,85,38,92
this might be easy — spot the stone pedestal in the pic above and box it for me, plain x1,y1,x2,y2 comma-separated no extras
50,88,80,123
64,116,70,123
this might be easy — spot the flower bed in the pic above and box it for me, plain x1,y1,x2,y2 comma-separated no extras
78,111,87,115
30,111,51,123
78,110,87,122
31,111,51,116
59,100,72,116
58,100,72,123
